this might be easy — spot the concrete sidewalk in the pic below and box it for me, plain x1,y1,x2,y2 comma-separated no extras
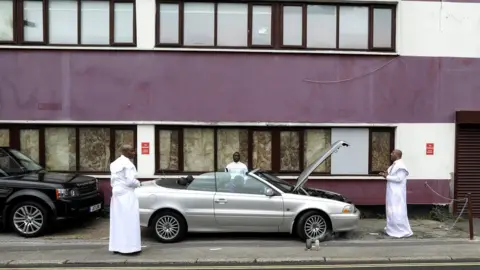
1,239,479,267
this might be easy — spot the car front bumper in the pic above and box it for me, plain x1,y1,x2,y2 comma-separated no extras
330,208,361,232
55,192,104,219
139,208,155,227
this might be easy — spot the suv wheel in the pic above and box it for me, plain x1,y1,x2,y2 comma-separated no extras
152,211,187,243
296,210,331,242
10,201,49,238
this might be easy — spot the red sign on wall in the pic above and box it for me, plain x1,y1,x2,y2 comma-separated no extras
141,142,150,155
426,143,434,155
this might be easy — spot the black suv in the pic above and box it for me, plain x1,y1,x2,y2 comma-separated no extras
0,147,104,237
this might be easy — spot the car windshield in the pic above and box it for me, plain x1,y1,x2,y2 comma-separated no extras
254,171,294,193
0,149,24,176
7,149,43,172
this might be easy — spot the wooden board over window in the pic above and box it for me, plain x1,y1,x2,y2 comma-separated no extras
0,129,10,147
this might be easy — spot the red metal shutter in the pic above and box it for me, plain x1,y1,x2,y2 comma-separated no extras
455,124,480,217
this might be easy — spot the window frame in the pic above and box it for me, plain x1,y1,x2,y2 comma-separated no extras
370,5,396,51
155,126,395,176
0,0,18,45
155,0,396,52
368,127,395,174
0,124,137,174
3,0,137,47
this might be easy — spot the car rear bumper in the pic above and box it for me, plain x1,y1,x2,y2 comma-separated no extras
55,192,104,219
330,208,361,232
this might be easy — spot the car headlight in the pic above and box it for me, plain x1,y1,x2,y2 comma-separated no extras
342,205,354,213
56,188,79,199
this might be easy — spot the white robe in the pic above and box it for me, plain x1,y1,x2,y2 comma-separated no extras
109,155,142,253
225,161,248,182
385,159,413,238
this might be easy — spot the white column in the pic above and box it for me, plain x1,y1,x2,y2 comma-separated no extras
136,124,155,178
136,0,156,49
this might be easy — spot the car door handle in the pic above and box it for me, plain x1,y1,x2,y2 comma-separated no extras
214,198,228,204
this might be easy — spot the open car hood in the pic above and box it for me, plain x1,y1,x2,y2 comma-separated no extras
292,140,349,192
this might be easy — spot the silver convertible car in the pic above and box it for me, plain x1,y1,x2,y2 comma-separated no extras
135,140,360,243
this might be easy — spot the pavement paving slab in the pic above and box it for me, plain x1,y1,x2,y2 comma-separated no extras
389,256,453,262
196,258,256,264
257,257,327,264
324,257,390,262
65,259,127,265
7,259,67,265
125,258,198,265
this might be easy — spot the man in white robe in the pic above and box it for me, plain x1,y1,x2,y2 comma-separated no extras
380,149,413,238
109,145,142,255
225,152,248,182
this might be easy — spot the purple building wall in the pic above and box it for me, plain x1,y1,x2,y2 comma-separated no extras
1,50,480,123
1,50,475,205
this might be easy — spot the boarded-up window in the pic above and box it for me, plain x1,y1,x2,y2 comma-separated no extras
114,130,135,159
183,128,214,171
280,131,300,171
0,129,9,147
216,129,248,170
370,130,392,173
20,129,40,163
45,127,76,171
158,129,179,171
79,128,110,171
304,129,331,173
252,131,272,170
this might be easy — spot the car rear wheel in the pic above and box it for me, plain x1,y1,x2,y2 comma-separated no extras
151,211,187,243
10,201,49,238
296,210,331,242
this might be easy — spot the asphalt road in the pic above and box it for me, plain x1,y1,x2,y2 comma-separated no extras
7,262,480,270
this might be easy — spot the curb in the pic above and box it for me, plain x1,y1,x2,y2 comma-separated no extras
0,238,476,250
0,237,474,245
1,256,479,267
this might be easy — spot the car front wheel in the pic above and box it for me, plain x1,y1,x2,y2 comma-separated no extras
10,201,49,238
151,211,187,243
296,210,331,242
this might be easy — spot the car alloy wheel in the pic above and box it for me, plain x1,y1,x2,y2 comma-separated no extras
155,215,180,241
303,214,328,239
12,204,45,236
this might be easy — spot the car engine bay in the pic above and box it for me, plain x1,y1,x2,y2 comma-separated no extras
301,187,351,203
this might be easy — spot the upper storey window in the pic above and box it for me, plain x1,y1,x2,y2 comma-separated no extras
0,0,136,46
156,1,396,52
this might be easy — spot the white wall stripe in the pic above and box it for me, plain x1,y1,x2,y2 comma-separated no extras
1,1,478,58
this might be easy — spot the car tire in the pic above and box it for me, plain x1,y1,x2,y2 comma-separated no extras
151,211,187,243
10,201,50,238
296,210,332,242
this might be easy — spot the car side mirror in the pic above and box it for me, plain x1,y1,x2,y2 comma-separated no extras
265,188,275,197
